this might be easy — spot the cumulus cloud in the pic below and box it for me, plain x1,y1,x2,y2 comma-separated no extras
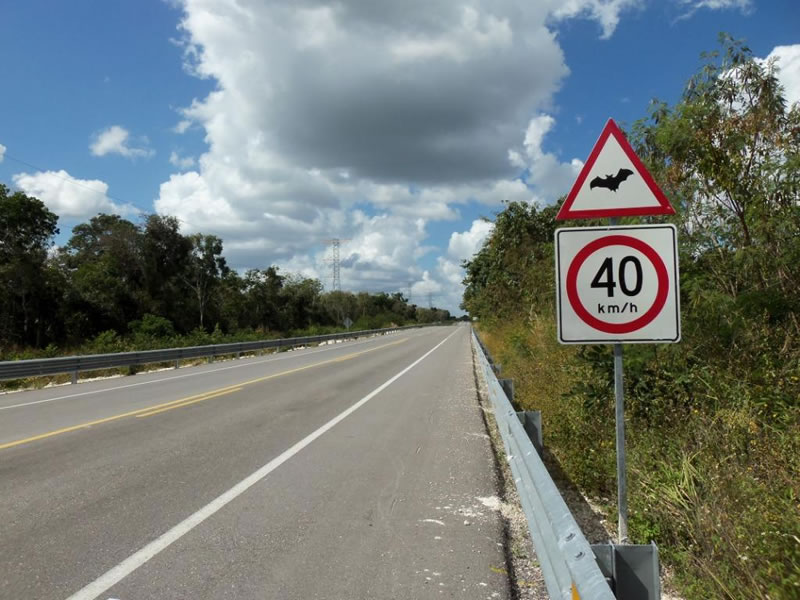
155,0,644,314
0,143,6,163
429,219,496,313
159,2,575,257
509,114,584,201
90,125,154,158
339,212,432,290
447,219,494,262
762,44,800,107
12,170,138,219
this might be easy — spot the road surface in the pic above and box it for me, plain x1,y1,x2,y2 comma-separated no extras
1,324,511,599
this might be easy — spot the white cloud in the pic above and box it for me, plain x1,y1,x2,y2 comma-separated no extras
391,6,512,63
447,219,494,262
12,170,138,219
509,114,584,201
169,151,196,169
676,0,752,20
551,0,642,39
90,125,154,159
762,44,800,108
155,1,642,312
173,119,192,134
425,219,495,315
0,143,6,163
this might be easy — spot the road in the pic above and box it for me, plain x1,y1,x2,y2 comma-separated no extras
1,324,511,599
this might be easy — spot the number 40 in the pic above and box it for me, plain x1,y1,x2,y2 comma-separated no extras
590,256,642,297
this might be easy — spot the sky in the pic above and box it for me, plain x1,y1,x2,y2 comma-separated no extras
1,0,798,316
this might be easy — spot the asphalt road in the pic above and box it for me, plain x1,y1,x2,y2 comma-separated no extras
1,324,511,599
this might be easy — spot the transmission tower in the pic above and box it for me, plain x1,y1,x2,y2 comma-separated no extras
323,238,351,291
427,292,433,309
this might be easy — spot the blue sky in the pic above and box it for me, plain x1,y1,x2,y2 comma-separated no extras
1,0,798,314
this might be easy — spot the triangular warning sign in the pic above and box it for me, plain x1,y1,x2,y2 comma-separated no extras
556,119,675,220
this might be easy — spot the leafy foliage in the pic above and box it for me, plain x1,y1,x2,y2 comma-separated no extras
0,184,60,347
466,35,799,599
0,212,452,360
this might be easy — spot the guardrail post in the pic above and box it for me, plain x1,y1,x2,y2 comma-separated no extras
71,370,78,384
498,377,514,403
174,359,180,370
591,543,660,599
515,410,543,456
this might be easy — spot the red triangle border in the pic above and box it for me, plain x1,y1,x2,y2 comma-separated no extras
556,119,675,220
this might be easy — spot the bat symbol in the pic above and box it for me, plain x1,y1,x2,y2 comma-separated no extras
589,168,634,192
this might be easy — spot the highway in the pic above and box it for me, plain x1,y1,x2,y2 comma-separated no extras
1,324,511,599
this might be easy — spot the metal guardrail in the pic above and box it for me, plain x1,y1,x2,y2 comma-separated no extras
0,325,425,383
472,329,616,600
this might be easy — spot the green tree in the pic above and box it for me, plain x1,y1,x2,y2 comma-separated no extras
140,214,192,328
461,202,558,321
244,267,284,331
279,275,323,331
181,233,228,329
631,33,800,350
60,214,143,336
0,184,59,348
321,290,358,327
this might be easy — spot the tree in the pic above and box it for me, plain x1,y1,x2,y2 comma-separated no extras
461,202,558,321
631,33,800,343
244,267,284,331
181,233,228,329
140,214,192,326
321,290,358,327
0,184,59,347
279,275,323,331
60,214,143,336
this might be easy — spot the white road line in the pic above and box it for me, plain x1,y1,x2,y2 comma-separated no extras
0,330,432,412
64,327,459,600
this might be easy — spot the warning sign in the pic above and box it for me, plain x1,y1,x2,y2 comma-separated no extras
555,225,680,344
556,119,675,220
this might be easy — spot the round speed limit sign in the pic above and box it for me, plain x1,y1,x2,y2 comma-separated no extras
555,224,680,344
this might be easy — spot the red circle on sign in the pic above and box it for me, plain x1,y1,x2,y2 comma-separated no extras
566,235,669,334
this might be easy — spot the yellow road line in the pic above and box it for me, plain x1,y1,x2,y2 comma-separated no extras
1,337,408,450
0,387,242,450
136,387,243,418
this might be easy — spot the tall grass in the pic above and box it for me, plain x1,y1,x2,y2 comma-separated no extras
478,311,799,599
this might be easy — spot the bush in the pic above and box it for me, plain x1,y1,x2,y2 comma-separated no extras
128,314,176,339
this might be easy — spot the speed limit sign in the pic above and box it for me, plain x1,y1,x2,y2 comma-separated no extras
555,224,680,344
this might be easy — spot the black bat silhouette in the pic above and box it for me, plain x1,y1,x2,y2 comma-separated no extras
590,168,634,192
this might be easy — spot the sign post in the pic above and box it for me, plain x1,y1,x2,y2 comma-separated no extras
609,214,627,544
555,119,679,544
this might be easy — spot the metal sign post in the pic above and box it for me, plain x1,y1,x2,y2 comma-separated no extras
609,217,628,543
613,342,628,542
